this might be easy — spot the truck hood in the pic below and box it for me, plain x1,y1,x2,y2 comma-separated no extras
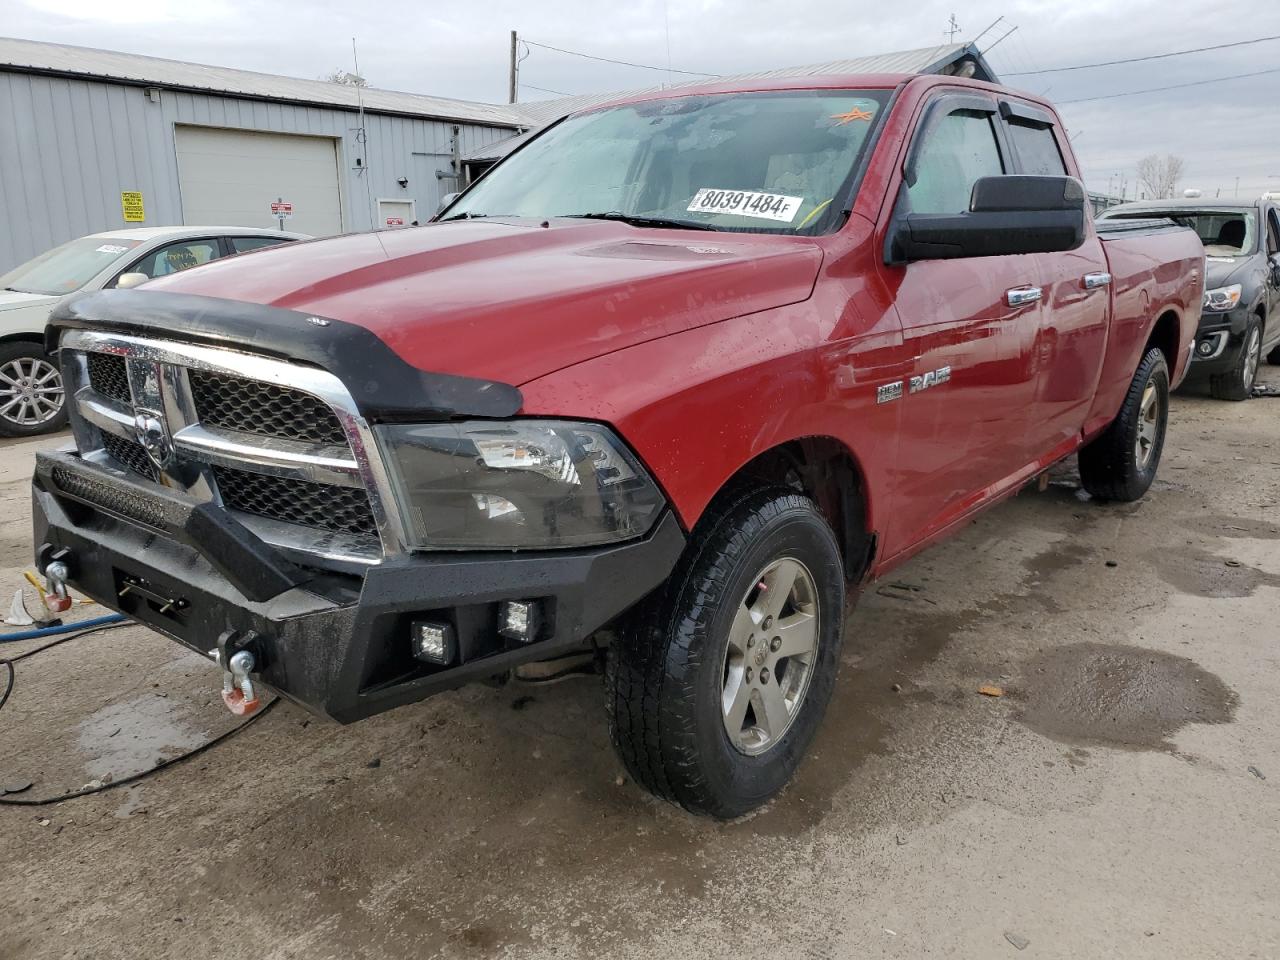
0,288,57,313
1204,254,1255,290
140,219,823,385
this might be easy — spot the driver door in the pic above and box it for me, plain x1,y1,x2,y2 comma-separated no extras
879,93,1043,558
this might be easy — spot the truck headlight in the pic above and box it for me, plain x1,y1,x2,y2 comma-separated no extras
1202,284,1242,312
376,420,665,549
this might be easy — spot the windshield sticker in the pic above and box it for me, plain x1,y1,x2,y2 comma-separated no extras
830,105,875,125
95,244,129,255
687,189,804,223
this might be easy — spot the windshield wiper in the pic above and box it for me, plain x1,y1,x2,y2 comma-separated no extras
437,211,490,222
563,212,717,231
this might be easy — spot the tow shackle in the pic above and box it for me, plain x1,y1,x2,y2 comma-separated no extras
213,630,264,716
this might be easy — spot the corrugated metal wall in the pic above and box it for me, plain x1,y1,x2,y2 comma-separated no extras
0,70,517,273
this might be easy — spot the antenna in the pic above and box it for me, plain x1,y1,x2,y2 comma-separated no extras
351,37,375,231
945,13,962,43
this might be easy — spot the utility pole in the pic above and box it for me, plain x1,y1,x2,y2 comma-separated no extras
508,31,518,104
945,13,961,42
1235,176,1240,198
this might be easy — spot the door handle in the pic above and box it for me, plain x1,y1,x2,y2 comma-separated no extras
1082,272,1113,290
1005,286,1043,307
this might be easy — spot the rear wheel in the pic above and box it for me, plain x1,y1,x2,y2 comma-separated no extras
1210,317,1261,401
0,341,67,438
1079,346,1169,502
606,487,845,819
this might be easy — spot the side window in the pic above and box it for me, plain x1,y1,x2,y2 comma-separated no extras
229,236,289,254
907,109,1005,215
1007,120,1068,176
128,240,221,279
1267,210,1279,256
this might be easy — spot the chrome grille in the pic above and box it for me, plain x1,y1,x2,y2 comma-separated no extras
61,330,402,564
101,432,159,482
213,466,379,539
189,370,348,444
86,352,130,403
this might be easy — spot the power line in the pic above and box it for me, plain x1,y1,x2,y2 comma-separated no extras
1005,34,1280,75
1057,65,1280,104
521,82,577,97
521,38,718,77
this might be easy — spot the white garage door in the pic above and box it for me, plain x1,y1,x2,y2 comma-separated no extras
175,126,344,237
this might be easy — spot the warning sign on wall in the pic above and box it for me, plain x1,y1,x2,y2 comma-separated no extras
121,191,145,222
385,217,405,226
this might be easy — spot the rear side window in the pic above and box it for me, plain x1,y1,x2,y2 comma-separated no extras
1267,210,1279,256
129,239,220,278
907,109,1005,215
1007,121,1067,176
230,236,289,254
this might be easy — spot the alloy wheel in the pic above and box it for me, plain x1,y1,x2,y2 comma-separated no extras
0,357,64,428
721,557,821,756
1134,376,1162,470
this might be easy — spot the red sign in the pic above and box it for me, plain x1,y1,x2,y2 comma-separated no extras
385,217,405,226
271,201,293,218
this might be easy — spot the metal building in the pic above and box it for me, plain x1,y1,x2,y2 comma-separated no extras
0,37,528,273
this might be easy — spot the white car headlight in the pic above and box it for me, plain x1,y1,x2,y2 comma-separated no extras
1202,283,1242,312
377,420,665,549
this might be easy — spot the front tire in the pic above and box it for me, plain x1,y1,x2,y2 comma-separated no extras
606,487,845,819
1079,346,1169,502
1209,316,1261,401
0,341,67,438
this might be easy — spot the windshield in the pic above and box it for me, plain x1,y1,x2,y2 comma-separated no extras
1104,209,1257,257
447,89,893,235
0,236,144,296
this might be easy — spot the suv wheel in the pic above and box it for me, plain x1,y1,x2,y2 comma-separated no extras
1210,317,1261,401
1079,346,1169,501
606,487,845,819
0,341,67,438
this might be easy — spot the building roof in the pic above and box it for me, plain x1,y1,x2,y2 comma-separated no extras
0,36,528,128
463,42,996,161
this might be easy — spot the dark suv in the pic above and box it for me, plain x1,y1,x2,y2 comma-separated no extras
1100,198,1280,399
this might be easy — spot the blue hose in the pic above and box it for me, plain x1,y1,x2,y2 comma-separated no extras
1,613,128,643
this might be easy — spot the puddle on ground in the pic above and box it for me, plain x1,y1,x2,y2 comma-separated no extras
78,693,208,780
1150,546,1280,598
1016,642,1236,752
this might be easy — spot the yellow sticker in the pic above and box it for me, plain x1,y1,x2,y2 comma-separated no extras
830,107,874,125
121,191,145,222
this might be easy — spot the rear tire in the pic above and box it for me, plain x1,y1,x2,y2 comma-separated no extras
0,340,67,438
1079,346,1169,502
606,487,845,819
1209,316,1261,401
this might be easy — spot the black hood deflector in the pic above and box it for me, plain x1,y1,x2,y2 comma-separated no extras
48,290,523,422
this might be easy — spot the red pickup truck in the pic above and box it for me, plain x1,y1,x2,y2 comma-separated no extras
34,73,1202,818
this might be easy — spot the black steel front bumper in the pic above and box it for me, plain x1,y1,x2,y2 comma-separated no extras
32,449,686,722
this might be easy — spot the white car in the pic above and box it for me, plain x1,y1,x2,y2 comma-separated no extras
0,226,309,437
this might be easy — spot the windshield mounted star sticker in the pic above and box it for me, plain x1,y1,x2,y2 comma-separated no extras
830,107,874,125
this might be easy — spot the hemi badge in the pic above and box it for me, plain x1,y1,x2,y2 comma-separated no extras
877,381,904,404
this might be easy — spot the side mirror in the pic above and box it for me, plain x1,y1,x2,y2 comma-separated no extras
115,272,150,289
434,192,461,217
888,175,1087,263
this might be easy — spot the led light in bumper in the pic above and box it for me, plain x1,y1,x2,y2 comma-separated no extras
499,600,539,642
377,420,665,550
412,621,456,664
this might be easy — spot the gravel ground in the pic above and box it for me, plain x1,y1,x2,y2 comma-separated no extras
2,369,1278,959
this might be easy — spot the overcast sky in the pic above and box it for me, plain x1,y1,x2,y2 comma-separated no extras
8,0,1280,198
